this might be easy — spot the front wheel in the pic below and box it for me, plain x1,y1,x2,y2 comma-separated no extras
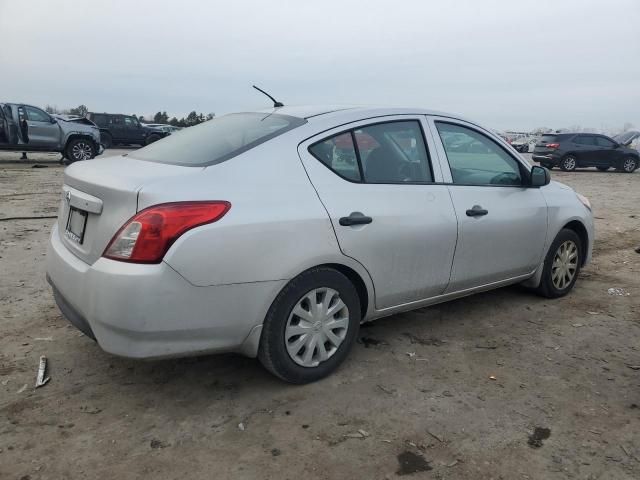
536,228,583,298
258,267,361,384
145,134,160,145
619,156,638,173
560,155,577,172
65,138,96,162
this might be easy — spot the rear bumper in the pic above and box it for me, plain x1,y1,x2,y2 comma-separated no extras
46,224,284,359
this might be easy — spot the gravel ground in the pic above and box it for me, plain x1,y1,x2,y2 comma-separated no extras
0,154,638,479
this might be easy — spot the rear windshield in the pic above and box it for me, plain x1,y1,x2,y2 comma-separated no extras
540,134,558,143
129,112,306,167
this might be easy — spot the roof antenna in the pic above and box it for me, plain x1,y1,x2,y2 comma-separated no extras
253,85,284,108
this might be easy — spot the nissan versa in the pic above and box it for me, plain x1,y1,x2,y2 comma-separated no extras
46,106,594,383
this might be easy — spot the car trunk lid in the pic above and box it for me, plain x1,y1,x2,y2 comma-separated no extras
57,155,204,265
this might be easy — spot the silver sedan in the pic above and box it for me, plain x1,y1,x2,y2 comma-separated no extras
46,106,594,383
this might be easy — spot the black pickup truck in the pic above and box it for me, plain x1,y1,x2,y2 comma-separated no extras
86,112,169,148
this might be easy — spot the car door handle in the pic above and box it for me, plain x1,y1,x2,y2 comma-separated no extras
339,213,373,226
466,205,488,217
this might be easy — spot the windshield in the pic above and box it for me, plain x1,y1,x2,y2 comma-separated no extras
129,112,306,166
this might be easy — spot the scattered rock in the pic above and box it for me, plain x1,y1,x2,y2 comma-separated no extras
302,424,309,429
607,287,629,296
238,422,245,431
271,448,281,456
635,246,640,254
396,451,432,475
79,406,102,414
528,427,551,448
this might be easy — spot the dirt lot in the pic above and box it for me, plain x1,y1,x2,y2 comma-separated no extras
1,154,639,480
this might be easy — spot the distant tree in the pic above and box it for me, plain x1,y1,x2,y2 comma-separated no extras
623,122,635,132
45,105,60,114
69,105,88,117
168,117,179,126
206,113,215,121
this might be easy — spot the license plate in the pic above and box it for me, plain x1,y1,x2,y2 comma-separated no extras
65,207,88,244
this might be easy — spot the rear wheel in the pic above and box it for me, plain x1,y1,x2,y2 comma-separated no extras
536,228,582,298
65,138,96,162
619,156,638,173
258,267,360,384
560,155,577,172
596,166,609,171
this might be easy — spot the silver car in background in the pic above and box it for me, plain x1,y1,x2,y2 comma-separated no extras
46,106,594,383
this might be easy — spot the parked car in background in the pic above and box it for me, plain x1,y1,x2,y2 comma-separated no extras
47,106,593,383
86,113,169,148
144,123,182,134
0,102,103,162
532,133,639,172
511,136,538,153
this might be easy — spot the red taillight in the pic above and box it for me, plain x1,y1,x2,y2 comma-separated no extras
103,201,231,263
546,143,560,149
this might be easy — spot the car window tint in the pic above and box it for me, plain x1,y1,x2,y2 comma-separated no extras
436,122,522,186
574,135,595,145
130,113,306,167
357,121,432,183
595,136,615,148
309,132,361,181
25,106,50,122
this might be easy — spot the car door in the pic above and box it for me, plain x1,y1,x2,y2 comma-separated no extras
593,135,621,166
23,105,61,147
427,117,548,292
298,116,458,309
123,116,145,144
572,135,598,166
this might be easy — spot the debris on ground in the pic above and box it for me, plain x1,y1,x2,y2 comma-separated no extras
607,287,630,296
35,356,50,388
426,429,444,443
238,422,246,431
403,332,445,346
359,337,388,348
17,383,28,393
396,451,432,475
150,439,169,449
377,384,396,395
489,375,497,380
31,164,48,168
79,406,102,414
271,448,281,456
406,352,416,358
626,365,640,371
528,427,551,448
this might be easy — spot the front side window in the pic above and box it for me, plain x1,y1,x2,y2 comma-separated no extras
130,112,306,167
573,135,595,145
436,122,523,186
595,136,615,148
25,106,50,122
124,116,138,127
308,120,433,184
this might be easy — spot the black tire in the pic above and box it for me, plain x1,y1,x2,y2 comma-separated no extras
65,138,96,163
560,155,577,172
596,166,609,171
146,134,160,145
535,228,583,299
618,156,638,173
258,267,361,384
101,132,113,149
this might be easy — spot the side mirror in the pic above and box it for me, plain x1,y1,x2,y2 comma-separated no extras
530,165,551,187
50,116,57,124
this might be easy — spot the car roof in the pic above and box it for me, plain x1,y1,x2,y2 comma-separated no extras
254,104,473,123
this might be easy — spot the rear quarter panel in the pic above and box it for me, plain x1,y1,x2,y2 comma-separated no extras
139,133,373,292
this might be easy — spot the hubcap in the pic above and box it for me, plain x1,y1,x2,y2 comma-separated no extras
551,240,578,290
285,288,349,368
624,158,636,172
72,142,92,160
564,157,576,170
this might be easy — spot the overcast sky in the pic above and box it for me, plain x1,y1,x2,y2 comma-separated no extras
1,0,638,131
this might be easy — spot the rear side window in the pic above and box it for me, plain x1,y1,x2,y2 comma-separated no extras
130,113,306,167
540,134,558,143
309,132,361,181
308,120,433,184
